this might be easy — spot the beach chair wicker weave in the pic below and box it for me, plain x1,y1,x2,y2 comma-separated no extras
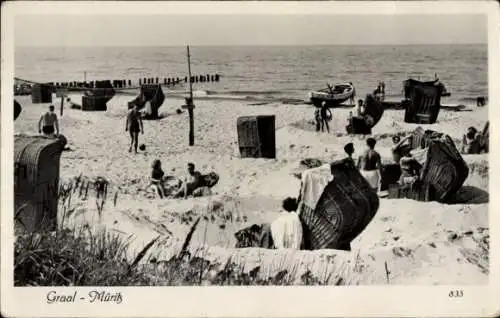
14,135,67,233
345,94,384,135
31,84,52,104
420,133,469,202
127,84,166,119
403,79,443,124
299,158,379,250
480,121,489,153
237,115,276,159
82,95,108,111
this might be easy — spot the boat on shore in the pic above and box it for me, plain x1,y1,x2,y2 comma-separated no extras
308,82,355,107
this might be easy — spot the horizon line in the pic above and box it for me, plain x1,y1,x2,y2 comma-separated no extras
15,42,487,49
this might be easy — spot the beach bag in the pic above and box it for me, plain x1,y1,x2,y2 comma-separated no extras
299,158,379,251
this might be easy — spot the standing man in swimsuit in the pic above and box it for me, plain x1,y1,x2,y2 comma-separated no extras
38,105,59,137
357,137,383,192
320,102,332,133
125,104,144,153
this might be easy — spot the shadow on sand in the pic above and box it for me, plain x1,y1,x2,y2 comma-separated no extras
446,186,489,205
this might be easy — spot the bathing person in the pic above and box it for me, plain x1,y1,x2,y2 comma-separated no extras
398,156,421,185
356,99,364,117
392,134,414,160
270,197,303,249
150,159,166,198
173,162,202,199
125,104,143,153
349,82,356,105
461,127,481,154
38,105,59,137
314,108,321,132
358,137,382,191
320,102,332,133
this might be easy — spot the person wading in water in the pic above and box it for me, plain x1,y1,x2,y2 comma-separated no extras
357,137,383,192
125,104,144,153
38,105,59,137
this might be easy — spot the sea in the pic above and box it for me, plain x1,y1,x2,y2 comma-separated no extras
15,44,488,105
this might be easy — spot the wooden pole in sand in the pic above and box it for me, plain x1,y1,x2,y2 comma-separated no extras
60,96,64,117
186,45,195,146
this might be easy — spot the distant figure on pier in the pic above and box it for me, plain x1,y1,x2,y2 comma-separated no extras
38,105,59,137
125,104,144,153
320,102,332,133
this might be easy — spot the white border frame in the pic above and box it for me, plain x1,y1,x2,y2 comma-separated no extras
2,1,499,317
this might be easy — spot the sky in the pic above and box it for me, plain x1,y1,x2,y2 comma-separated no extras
14,14,487,47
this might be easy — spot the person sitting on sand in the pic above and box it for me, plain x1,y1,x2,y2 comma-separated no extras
38,105,59,137
172,162,202,199
125,104,144,153
150,159,166,199
270,197,303,249
357,137,383,191
320,102,332,133
391,134,413,160
344,142,355,166
461,126,481,154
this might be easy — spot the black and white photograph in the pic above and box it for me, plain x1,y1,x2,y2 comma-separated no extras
2,1,498,317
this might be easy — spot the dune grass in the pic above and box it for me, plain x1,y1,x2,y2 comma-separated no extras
14,176,345,286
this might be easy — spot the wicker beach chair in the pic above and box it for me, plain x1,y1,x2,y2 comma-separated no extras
346,94,384,135
14,100,22,120
237,115,276,159
480,121,489,153
403,79,444,124
127,84,166,119
299,158,379,251
14,135,67,233
388,131,468,202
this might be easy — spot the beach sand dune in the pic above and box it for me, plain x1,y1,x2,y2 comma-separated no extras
14,93,489,285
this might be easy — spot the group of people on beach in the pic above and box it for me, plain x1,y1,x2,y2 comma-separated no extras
314,102,333,133
150,160,209,199
257,134,427,250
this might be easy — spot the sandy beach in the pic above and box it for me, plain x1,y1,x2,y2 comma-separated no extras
14,93,489,285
